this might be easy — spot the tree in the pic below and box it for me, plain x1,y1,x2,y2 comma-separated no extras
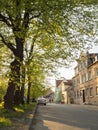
0,0,98,110
25,54,47,103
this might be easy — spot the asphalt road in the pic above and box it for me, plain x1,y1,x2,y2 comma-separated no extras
29,103,98,130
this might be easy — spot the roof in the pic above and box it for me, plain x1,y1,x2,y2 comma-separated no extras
56,80,63,87
56,79,73,87
64,80,73,86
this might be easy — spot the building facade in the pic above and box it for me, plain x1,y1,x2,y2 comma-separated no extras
55,79,74,104
73,52,98,105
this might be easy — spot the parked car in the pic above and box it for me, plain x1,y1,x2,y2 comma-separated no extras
37,98,47,105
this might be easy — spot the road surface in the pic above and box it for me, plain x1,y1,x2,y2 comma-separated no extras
30,103,98,130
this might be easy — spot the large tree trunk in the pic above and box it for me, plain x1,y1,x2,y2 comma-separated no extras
4,37,24,110
4,59,20,110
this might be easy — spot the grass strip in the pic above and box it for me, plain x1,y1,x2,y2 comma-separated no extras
0,102,37,127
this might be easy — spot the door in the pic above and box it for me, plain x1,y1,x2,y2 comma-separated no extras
82,90,85,102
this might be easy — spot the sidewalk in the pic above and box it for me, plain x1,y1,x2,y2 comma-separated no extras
71,103,98,111
18,104,38,130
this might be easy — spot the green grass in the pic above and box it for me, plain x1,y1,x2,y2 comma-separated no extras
0,102,37,127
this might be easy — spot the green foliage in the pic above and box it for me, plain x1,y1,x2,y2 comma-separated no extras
0,0,97,68
25,60,46,98
0,44,12,91
0,74,10,101
0,117,11,127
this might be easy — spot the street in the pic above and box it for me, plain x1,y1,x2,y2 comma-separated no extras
29,103,98,130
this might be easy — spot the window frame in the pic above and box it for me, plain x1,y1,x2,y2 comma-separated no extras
89,87,93,97
96,86,98,95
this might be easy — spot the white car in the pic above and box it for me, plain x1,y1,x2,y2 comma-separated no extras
37,98,47,105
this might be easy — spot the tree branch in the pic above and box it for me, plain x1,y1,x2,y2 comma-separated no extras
22,11,29,29
29,11,42,20
0,13,11,27
0,33,16,54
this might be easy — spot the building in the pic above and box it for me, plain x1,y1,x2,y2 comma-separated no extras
44,90,54,103
55,80,62,103
73,51,98,105
55,79,74,104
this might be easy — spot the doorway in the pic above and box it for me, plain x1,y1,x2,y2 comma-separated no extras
82,90,85,102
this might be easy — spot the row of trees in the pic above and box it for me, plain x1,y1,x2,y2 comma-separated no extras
0,45,49,104
0,0,98,110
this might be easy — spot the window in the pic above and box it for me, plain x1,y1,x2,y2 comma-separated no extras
81,75,83,83
95,68,98,77
77,90,79,98
76,78,80,85
86,88,89,97
88,71,92,80
96,86,98,95
81,73,86,83
84,73,86,82
89,87,93,96
78,78,80,84
86,87,93,96
80,90,82,97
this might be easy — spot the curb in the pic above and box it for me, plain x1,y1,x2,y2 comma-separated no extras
19,104,38,130
28,104,38,130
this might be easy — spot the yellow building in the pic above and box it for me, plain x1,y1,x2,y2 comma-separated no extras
73,52,98,105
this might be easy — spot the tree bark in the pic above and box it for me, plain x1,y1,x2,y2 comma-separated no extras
4,59,20,110
4,37,24,109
